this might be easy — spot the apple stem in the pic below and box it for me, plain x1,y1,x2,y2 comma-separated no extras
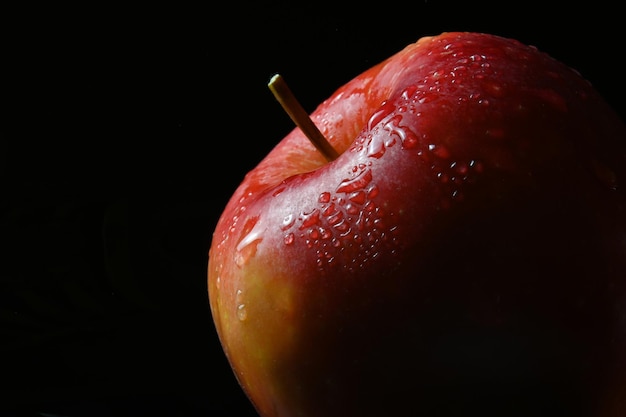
268,74,339,162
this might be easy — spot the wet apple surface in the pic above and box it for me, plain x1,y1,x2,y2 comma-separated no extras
208,32,626,417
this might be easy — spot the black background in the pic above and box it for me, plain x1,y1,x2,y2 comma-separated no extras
3,2,625,416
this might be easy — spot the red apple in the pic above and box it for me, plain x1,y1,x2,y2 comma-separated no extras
208,32,626,417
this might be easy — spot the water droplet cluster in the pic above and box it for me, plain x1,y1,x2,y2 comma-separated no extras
236,288,247,321
282,175,397,274
278,79,490,272
234,215,263,267
214,192,254,253
358,84,486,209
213,191,266,272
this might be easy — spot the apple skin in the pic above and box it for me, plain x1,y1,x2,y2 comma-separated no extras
208,32,626,417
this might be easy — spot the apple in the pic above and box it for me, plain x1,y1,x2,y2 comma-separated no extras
207,32,626,417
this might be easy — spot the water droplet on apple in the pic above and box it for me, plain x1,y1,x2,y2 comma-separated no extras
453,161,468,175
367,134,387,159
235,217,263,267
300,208,320,229
348,190,367,205
367,101,395,130
469,159,484,173
429,144,450,159
323,202,338,216
452,189,464,202
344,203,359,215
402,129,419,149
272,186,286,197
336,169,373,193
237,303,248,321
235,289,248,321
281,214,295,230
327,210,344,226
401,85,417,101
284,232,295,245
377,113,420,153
336,222,351,236
418,93,436,104
319,192,331,203
430,156,485,209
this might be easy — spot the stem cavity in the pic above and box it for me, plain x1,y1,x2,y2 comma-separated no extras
268,74,339,162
